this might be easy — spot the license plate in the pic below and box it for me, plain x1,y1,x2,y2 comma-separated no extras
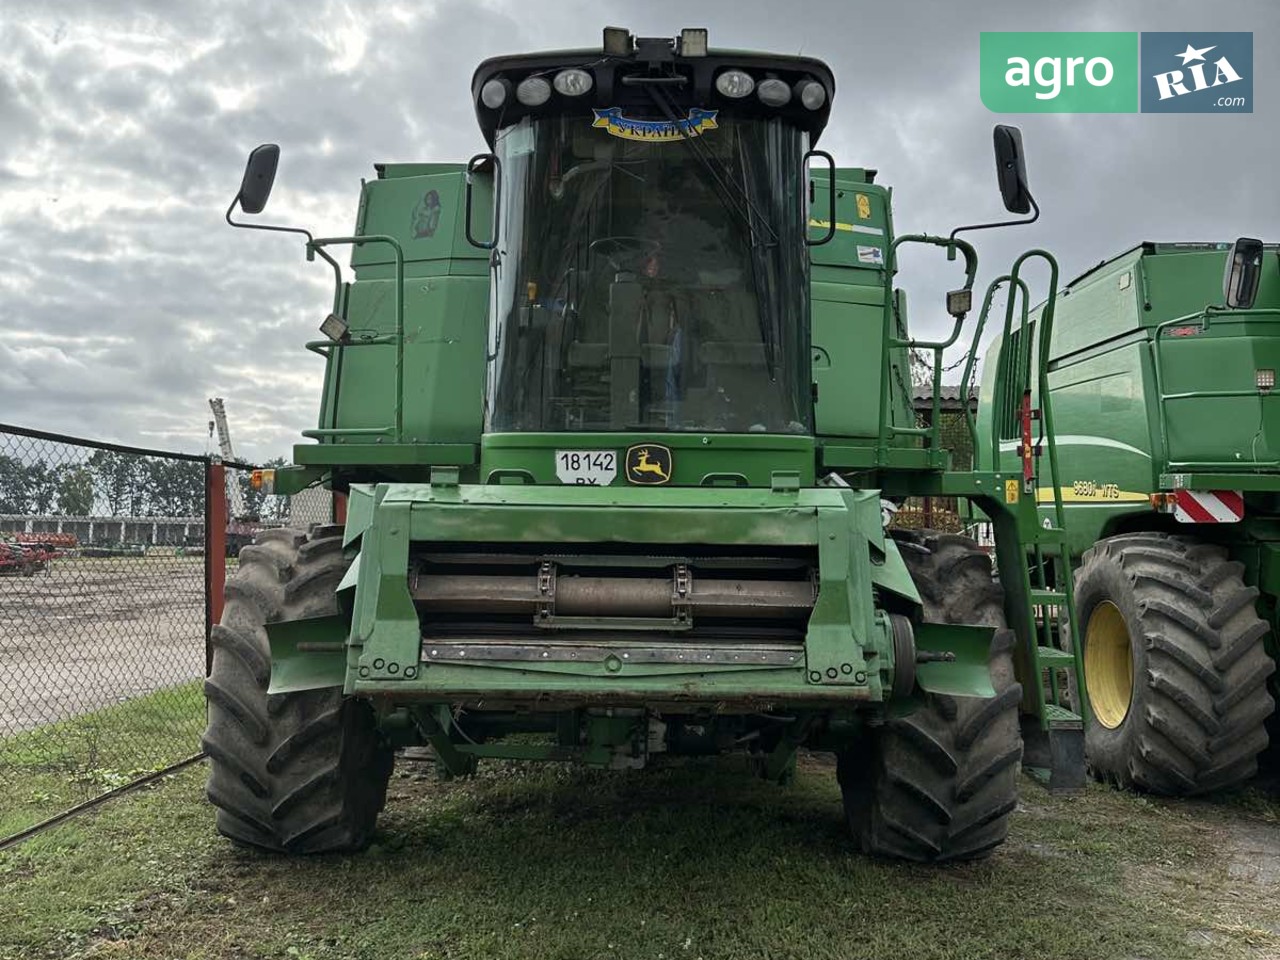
555,450,617,485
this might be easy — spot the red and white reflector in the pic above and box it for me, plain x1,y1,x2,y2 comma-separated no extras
1173,489,1244,524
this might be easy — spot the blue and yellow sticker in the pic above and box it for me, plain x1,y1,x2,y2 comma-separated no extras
592,107,718,142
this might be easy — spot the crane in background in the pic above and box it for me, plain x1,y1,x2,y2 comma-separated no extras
208,397,248,520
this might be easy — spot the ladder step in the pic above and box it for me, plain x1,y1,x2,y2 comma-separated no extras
1030,589,1068,606
1042,703,1083,728
1035,646,1075,664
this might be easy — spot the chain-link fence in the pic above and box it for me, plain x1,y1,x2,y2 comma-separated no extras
890,401,982,536
0,424,336,842
223,462,335,539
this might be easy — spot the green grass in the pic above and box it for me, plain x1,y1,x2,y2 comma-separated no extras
0,681,204,837
1,754,1278,960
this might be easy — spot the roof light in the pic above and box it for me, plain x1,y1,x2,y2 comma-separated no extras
679,28,708,57
946,289,972,319
603,26,632,56
715,69,754,98
797,80,826,110
319,313,349,342
553,68,593,97
757,78,791,107
516,76,551,106
480,78,508,109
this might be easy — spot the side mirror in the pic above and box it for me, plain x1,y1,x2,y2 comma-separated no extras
993,125,1031,215
1223,237,1264,309
236,144,280,215
465,152,502,250
804,149,836,247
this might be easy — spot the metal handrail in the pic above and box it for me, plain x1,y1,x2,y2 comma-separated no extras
957,274,1030,460
876,235,978,462
299,234,407,443
1151,307,1280,473
1003,250,1063,530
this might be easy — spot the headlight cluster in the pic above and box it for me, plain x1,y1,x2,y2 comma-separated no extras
481,69,595,110
715,69,825,109
479,62,827,113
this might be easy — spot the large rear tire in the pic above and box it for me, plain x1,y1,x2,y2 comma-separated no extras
839,531,1023,862
202,526,394,853
1073,533,1274,795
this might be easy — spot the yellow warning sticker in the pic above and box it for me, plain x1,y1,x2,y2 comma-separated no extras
856,194,872,220
1005,479,1020,503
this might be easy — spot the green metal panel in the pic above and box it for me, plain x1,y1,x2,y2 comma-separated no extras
294,442,477,467
1035,338,1156,553
812,284,885,437
392,480,830,546
480,431,815,488
267,615,347,694
1159,316,1280,468
352,169,489,269
1047,249,1143,360
807,174,920,444
321,276,488,444
808,176,890,271
1142,246,1236,323
261,478,1002,706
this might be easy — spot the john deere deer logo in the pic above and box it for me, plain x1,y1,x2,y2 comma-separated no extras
625,444,672,485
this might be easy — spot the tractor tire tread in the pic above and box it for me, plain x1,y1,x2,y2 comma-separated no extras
203,526,393,854
844,531,1021,862
1074,532,1274,796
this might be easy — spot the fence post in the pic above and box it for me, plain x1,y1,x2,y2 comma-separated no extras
206,460,227,647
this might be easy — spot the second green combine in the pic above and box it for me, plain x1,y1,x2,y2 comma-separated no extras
978,240,1278,795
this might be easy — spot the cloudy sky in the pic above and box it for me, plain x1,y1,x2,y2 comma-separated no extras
1,0,1276,463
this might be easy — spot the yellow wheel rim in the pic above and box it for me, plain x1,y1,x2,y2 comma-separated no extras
1084,600,1134,729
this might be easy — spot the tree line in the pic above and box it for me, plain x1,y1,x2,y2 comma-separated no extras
0,451,290,519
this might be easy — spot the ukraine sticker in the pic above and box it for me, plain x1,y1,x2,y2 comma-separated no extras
592,107,719,142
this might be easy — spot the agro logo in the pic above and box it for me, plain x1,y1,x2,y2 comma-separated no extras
412,189,442,238
625,444,672,485
592,107,718,142
1140,33,1252,113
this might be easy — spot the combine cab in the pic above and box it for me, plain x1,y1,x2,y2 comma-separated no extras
204,28,1083,861
978,240,1279,794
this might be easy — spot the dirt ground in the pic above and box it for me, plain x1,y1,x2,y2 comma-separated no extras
0,556,206,733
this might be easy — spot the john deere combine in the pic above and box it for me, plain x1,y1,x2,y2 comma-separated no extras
977,240,1278,795
205,28,1085,862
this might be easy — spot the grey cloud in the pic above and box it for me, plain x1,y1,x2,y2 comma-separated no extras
1,0,1277,462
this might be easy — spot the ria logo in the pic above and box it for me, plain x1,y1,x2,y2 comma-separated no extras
1152,43,1243,100
1141,33,1252,113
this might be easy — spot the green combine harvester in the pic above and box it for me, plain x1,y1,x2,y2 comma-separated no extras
205,27,1087,862
977,240,1278,795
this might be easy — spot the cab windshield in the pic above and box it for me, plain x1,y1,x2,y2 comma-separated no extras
486,113,810,434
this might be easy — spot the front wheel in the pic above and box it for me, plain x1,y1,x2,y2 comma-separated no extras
839,531,1023,862
202,526,394,853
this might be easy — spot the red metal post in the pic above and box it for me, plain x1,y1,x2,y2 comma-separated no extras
333,491,348,525
207,461,227,629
